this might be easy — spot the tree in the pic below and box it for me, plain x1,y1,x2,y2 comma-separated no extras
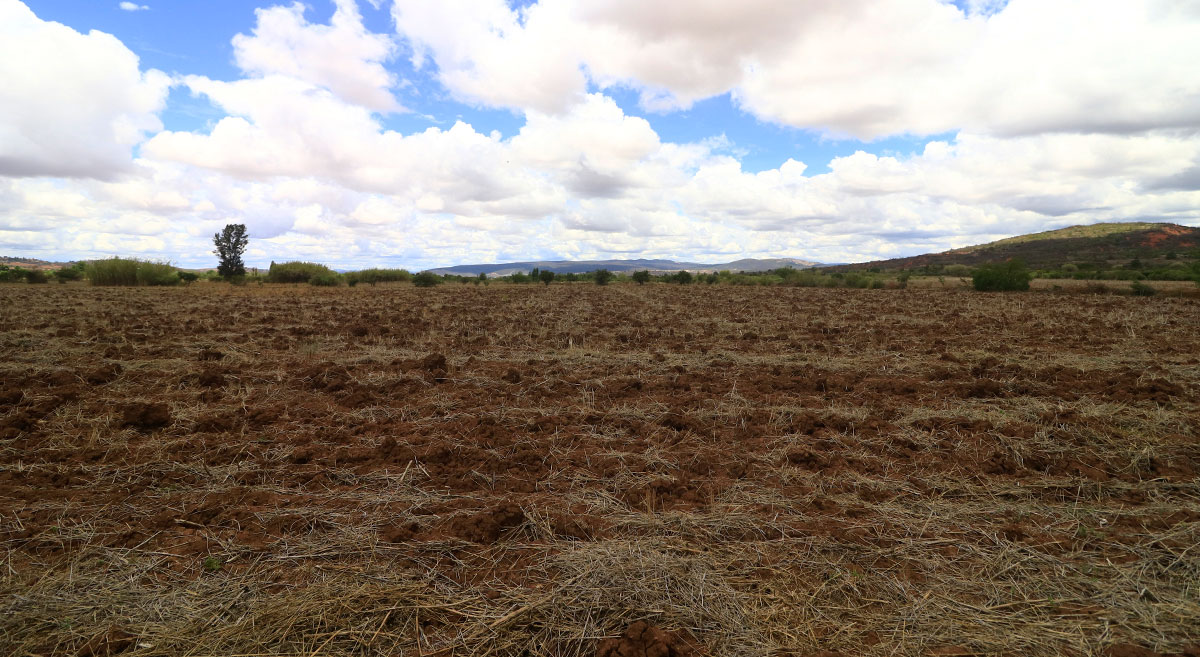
593,269,613,285
213,224,248,279
539,269,555,286
671,270,693,285
632,270,650,285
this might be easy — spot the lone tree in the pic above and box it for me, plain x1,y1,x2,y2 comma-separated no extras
631,270,651,285
213,223,248,279
539,269,555,286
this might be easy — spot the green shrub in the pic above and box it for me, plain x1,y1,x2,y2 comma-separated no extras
85,258,180,286
539,270,556,285
53,265,84,282
593,269,613,286
351,268,412,285
136,261,181,286
1130,281,1157,296
1141,266,1194,281
178,271,199,284
972,259,1031,292
24,269,50,284
843,273,871,289
943,264,971,277
267,261,337,284
668,270,693,284
309,271,341,286
412,271,440,287
86,258,139,286
632,270,651,285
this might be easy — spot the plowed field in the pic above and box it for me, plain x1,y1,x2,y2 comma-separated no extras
2,284,1198,656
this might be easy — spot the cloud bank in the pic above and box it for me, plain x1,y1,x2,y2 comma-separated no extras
1,0,1198,269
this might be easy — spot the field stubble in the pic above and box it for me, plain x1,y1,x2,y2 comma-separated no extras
1,283,1198,657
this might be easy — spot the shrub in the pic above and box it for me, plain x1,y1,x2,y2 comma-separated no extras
53,265,84,283
352,268,412,285
412,271,440,287
86,258,139,286
631,270,651,285
943,264,971,277
666,270,693,284
1130,281,1157,296
82,258,182,286
136,261,181,286
843,273,871,289
539,269,556,285
24,269,50,284
267,261,337,284
593,269,614,286
178,271,199,284
309,271,341,287
0,266,28,283
972,259,1031,292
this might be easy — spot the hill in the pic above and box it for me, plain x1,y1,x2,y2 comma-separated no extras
426,257,823,276
828,222,1200,272
0,256,71,271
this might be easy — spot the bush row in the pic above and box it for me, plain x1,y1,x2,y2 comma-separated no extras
8,256,1197,292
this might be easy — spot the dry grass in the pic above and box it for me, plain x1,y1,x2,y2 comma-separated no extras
1,283,1198,656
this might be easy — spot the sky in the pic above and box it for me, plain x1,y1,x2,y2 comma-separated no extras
2,0,1199,270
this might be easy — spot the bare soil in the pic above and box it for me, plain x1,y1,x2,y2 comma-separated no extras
1,283,1198,656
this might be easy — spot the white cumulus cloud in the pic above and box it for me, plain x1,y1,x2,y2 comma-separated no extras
233,0,401,112
392,0,1200,139
0,1,169,179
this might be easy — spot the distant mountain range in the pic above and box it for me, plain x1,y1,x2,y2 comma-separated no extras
426,257,824,276
823,222,1200,272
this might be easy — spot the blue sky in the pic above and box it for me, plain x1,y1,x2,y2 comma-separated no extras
2,0,1198,269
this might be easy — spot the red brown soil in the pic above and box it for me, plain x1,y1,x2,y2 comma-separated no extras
76,626,135,657
119,402,172,430
596,621,699,657
1,283,1197,656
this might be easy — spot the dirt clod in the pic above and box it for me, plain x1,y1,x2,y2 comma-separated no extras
77,626,135,657
120,402,172,430
595,621,698,657
448,504,525,543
